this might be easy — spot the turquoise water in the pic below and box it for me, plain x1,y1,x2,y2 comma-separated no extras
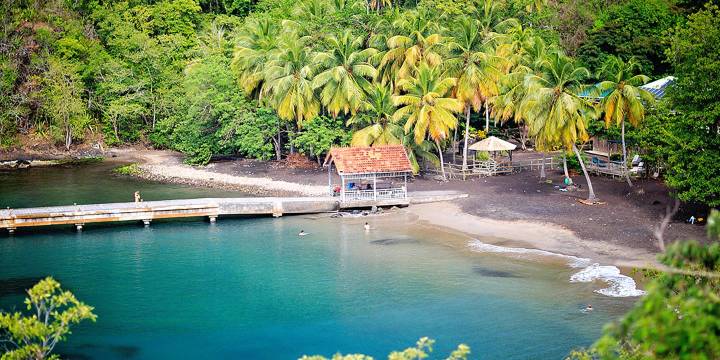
0,162,243,209
0,164,636,359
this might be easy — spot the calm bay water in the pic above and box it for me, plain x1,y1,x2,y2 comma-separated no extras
0,163,636,359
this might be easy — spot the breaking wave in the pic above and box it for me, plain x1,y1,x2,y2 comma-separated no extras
569,264,646,297
468,239,646,297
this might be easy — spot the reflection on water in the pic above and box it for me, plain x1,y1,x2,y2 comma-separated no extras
0,162,243,209
0,276,46,297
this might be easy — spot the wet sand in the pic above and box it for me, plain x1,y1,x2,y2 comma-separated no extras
404,201,658,269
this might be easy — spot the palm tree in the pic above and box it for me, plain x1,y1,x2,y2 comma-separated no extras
377,11,442,86
231,18,279,98
445,17,502,170
595,56,654,187
263,35,320,127
403,135,440,174
347,83,403,146
478,0,502,37
313,31,378,117
366,0,391,13
521,52,599,202
523,0,547,13
493,35,550,174
349,84,402,146
494,18,535,71
393,62,464,180
350,84,438,174
378,32,443,87
331,0,361,12
293,0,330,21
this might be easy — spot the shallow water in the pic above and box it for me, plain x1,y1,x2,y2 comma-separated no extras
0,163,637,359
0,162,242,208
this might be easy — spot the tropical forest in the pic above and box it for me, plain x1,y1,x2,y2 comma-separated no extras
1,0,718,206
2,0,720,359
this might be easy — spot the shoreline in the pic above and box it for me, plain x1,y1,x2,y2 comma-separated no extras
115,149,662,268
115,149,328,197
338,207,650,297
403,202,659,269
6,148,678,268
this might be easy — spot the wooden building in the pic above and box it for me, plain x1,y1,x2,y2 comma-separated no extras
324,145,412,203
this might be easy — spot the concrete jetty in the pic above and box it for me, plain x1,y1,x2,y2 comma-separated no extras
1,191,467,234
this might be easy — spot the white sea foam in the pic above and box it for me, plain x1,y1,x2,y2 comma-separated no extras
467,239,646,298
468,240,592,268
569,263,646,297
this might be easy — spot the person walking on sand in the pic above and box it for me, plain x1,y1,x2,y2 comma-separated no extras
134,191,141,203
364,222,370,231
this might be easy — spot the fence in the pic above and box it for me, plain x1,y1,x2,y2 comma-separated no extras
424,155,559,180
342,188,407,202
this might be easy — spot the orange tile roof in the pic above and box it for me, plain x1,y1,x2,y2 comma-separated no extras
325,145,413,174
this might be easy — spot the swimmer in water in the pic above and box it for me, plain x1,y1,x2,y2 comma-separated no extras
298,230,308,236
364,222,370,231
585,304,593,312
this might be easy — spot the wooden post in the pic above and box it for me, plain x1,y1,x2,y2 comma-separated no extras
327,163,332,196
341,176,345,203
373,173,377,201
403,174,407,199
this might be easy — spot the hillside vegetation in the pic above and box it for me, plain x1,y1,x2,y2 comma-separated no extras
1,0,717,205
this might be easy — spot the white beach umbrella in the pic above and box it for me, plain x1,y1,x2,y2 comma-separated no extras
468,136,517,152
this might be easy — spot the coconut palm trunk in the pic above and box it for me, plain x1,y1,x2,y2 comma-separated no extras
539,152,546,178
520,124,529,150
462,106,471,170
621,121,632,187
484,105,490,132
563,154,569,179
573,144,597,202
274,131,282,161
452,127,457,163
436,139,447,180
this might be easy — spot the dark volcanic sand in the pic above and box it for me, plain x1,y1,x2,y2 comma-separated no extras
204,153,708,253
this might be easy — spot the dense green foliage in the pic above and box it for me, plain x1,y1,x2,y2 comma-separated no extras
0,277,97,360
1,0,717,205
576,0,682,76
658,5,720,207
301,337,471,360
568,210,720,359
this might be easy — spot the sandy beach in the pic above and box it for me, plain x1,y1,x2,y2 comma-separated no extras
405,201,658,268
22,147,706,267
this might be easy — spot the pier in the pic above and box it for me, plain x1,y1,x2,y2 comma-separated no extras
0,191,466,234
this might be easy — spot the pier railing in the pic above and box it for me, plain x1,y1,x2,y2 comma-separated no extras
342,188,407,202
